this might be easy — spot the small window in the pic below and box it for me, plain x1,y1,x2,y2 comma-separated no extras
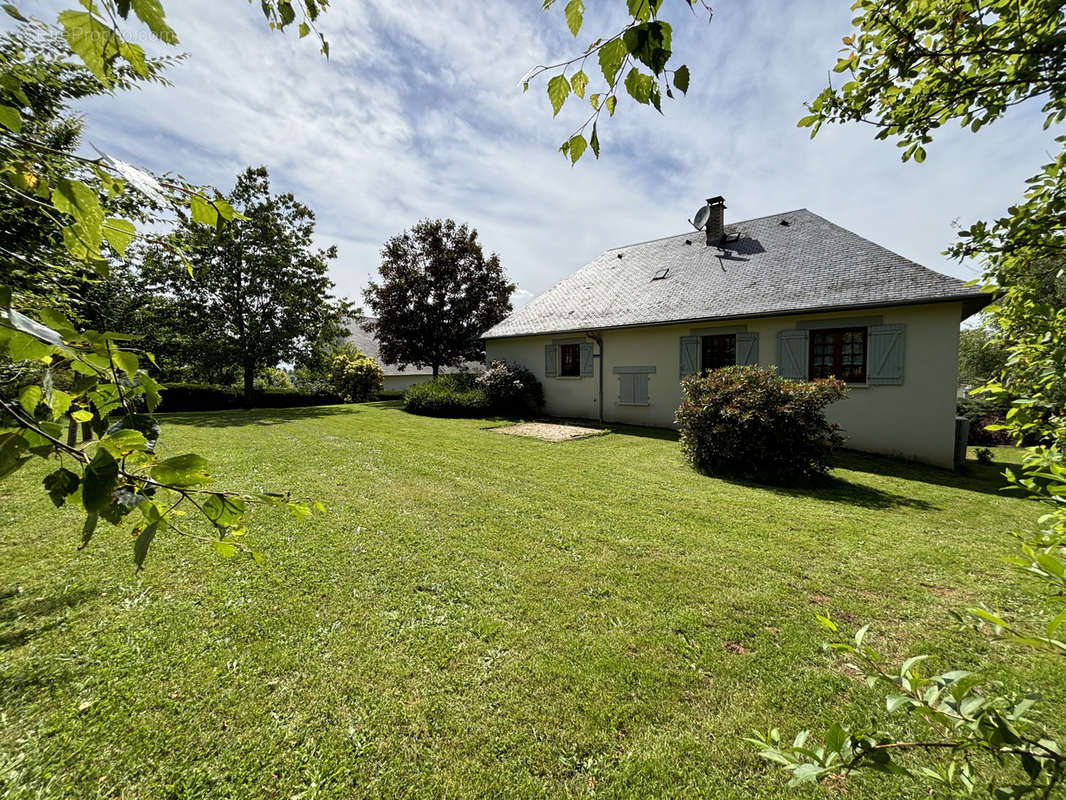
559,343,581,377
651,268,669,281
809,327,867,383
701,334,736,371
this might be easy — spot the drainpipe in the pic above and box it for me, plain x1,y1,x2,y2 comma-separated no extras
587,332,604,423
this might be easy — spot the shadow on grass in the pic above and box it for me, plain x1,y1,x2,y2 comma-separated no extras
834,450,1024,498
158,404,358,428
0,586,97,653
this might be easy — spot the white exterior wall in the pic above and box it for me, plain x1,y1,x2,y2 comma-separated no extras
485,302,964,468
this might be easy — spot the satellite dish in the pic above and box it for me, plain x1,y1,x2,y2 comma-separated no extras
691,204,710,231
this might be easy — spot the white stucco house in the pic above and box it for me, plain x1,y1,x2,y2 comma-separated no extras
482,199,988,469
345,318,482,392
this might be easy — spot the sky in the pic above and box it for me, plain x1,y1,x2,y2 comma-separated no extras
19,1,1061,311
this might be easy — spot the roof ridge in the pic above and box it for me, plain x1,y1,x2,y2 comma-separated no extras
602,208,812,252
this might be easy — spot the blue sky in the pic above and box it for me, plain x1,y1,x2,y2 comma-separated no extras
21,1,1060,310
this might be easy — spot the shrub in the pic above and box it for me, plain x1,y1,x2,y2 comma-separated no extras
957,395,1013,446
675,365,847,483
255,367,293,390
975,446,995,464
476,360,544,416
403,373,489,417
329,348,384,403
158,383,343,412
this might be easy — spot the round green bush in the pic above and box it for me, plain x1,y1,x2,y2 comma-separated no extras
675,365,847,483
476,360,544,416
329,349,384,403
402,373,489,417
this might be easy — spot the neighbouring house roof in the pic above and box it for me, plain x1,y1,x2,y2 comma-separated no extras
344,318,483,377
483,208,988,340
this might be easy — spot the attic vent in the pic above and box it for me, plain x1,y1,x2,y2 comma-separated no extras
779,219,791,226
651,268,669,281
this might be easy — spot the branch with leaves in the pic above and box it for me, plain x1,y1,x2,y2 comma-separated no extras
526,0,711,164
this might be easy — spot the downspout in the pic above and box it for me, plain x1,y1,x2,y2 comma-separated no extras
587,332,604,423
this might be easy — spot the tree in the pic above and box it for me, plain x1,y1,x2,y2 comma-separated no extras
751,2,1066,795
363,219,514,379
329,344,383,403
958,322,1008,388
139,166,351,403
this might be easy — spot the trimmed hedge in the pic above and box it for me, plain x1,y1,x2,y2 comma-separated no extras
158,383,344,412
675,365,847,483
402,373,489,417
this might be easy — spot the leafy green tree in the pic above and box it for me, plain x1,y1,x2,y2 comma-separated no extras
363,219,514,379
139,166,350,403
751,2,1066,795
958,322,1009,388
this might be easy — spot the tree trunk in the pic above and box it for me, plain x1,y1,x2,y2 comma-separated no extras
243,363,254,408
432,363,439,379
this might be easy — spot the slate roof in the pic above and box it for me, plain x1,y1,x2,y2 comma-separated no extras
345,318,482,376
483,209,987,340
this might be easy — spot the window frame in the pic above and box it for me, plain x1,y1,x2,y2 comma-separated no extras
808,326,868,384
700,333,737,372
559,342,581,377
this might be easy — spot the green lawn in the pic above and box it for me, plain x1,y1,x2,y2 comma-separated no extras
0,402,1061,799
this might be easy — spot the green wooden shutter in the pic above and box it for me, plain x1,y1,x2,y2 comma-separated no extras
736,332,759,365
868,323,905,384
679,336,699,378
618,374,636,403
579,342,594,377
544,344,558,377
634,374,650,404
777,330,808,380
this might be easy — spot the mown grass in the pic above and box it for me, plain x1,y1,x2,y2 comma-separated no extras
0,402,1060,799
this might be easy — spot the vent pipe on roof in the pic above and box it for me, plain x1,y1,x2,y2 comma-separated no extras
705,196,725,246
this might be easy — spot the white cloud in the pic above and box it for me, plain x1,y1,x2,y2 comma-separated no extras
17,1,1059,306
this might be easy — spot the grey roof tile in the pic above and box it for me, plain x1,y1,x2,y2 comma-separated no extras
483,209,985,339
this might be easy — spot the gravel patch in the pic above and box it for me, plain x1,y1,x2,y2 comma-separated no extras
491,422,607,442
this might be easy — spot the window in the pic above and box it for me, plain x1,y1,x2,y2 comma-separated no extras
614,366,655,404
651,268,669,280
809,327,867,383
559,343,581,377
701,334,736,371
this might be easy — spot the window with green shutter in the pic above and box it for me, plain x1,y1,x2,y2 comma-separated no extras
614,366,655,405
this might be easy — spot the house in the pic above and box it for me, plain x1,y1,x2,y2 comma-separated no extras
482,198,988,468
345,318,483,392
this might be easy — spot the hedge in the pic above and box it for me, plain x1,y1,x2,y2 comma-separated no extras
402,373,489,417
158,383,344,412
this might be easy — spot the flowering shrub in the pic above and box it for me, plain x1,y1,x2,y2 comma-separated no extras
675,365,847,483
329,349,384,403
476,360,544,416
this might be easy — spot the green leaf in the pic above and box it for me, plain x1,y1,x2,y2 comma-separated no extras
2,4,29,23
133,521,158,570
50,389,72,420
5,329,54,362
913,146,927,163
82,448,119,513
150,453,211,487
203,494,246,528
570,69,589,99
190,193,219,227
43,468,80,508
58,10,114,85
102,218,136,258
97,429,148,457
598,38,627,86
673,64,690,94
18,384,41,415
605,95,617,116
80,513,98,549
71,409,94,423
52,178,104,259
624,67,653,104
547,74,570,117
567,134,587,164
563,0,583,36
589,122,600,158
113,349,139,377
0,104,22,133
129,0,178,44
211,540,237,557
299,22,310,37
0,433,30,479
